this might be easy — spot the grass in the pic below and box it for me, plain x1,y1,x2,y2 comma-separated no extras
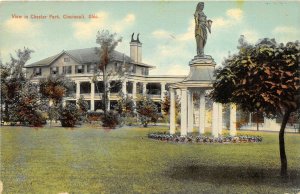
1,125,300,193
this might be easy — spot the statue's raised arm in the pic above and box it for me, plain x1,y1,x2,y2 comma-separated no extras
194,2,212,57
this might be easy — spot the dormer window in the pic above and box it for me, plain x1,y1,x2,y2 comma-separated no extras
50,67,58,75
76,65,84,74
33,67,42,76
64,57,70,62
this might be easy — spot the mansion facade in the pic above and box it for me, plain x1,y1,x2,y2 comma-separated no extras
25,35,185,111
24,34,298,132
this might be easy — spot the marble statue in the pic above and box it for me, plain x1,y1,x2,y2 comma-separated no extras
194,2,212,56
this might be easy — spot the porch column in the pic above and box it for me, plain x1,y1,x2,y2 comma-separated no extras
218,103,223,135
169,88,176,134
198,90,205,134
143,82,147,95
180,88,188,136
187,90,193,133
90,81,95,111
161,82,166,100
132,81,137,99
62,99,66,107
122,80,127,95
212,102,219,137
230,104,237,136
76,81,80,100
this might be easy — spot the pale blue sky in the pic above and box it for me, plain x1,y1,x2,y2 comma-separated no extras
0,1,299,75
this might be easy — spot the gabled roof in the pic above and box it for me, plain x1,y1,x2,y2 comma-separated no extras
25,47,154,68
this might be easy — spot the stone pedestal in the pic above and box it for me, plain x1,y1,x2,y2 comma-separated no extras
170,55,217,137
186,55,216,82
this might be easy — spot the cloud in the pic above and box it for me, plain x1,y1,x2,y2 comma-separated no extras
212,8,243,29
112,13,135,33
226,8,243,21
165,64,189,75
152,18,194,42
72,12,135,41
177,19,194,41
149,19,195,75
1,17,44,62
241,30,259,43
152,30,171,39
3,18,41,37
272,26,300,43
72,11,108,40
149,8,244,76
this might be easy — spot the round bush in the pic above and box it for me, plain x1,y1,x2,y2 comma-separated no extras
59,103,80,127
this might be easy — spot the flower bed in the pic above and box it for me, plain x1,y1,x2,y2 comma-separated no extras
148,132,263,144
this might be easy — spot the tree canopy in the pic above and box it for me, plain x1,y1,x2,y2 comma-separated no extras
210,36,300,177
211,37,299,116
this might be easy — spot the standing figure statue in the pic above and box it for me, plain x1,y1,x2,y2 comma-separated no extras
194,2,212,56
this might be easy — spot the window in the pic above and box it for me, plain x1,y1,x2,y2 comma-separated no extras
114,62,122,72
80,82,91,94
126,82,133,94
66,82,76,97
63,66,72,74
130,65,136,74
95,81,104,93
64,57,70,62
50,67,58,75
87,64,95,73
142,67,149,75
33,67,42,76
76,65,84,74
110,81,122,93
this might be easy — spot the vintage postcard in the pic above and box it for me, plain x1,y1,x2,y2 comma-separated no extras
0,1,299,193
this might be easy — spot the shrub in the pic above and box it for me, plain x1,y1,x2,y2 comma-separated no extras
59,103,80,127
102,111,120,129
9,83,46,127
87,111,103,122
148,132,263,144
77,96,89,123
136,96,159,127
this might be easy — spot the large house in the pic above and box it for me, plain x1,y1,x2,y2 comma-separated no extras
25,34,298,132
25,34,185,111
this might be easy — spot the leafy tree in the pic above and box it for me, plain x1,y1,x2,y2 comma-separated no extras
0,48,34,123
39,75,72,105
9,82,45,127
210,36,300,177
59,103,80,127
94,30,123,116
136,96,159,127
102,110,120,129
77,96,89,123
39,75,73,126
161,91,180,116
115,93,135,117
161,91,181,124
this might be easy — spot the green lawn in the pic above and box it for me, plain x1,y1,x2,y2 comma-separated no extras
1,125,300,193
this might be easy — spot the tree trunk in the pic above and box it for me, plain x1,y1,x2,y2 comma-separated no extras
103,65,107,117
279,110,291,178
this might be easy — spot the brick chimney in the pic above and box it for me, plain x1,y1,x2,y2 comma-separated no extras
130,33,142,63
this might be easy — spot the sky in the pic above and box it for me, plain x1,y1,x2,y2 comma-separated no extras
0,1,299,75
